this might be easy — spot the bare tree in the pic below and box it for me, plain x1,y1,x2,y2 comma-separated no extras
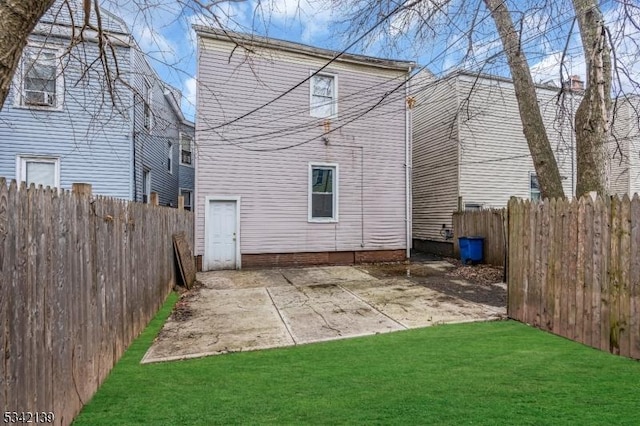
0,0,56,107
331,0,638,198
484,0,565,199
572,0,611,196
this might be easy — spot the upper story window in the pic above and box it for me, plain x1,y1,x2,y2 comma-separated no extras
310,73,337,118
143,79,153,130
530,173,541,202
180,133,193,166
20,47,61,109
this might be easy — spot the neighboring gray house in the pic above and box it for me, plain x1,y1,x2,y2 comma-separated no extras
194,27,415,270
412,71,577,255
0,0,194,205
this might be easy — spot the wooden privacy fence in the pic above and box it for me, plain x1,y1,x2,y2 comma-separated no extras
453,209,506,266
0,180,194,425
508,195,640,360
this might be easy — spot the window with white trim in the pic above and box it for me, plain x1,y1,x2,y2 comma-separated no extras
142,168,151,203
180,189,192,211
310,73,337,118
309,164,338,221
17,156,60,188
143,79,153,130
180,133,193,166
464,203,483,211
530,173,541,202
21,47,60,108
167,142,173,174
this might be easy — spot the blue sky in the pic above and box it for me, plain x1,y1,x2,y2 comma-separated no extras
102,0,639,121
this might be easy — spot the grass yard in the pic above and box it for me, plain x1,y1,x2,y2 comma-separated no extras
74,293,640,425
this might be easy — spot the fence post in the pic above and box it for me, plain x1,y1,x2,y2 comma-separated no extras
72,183,93,197
150,192,159,206
178,195,184,210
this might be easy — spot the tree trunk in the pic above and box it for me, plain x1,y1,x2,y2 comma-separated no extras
484,0,566,200
0,0,56,110
572,0,611,197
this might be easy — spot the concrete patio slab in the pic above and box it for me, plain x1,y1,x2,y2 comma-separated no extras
142,287,293,363
342,279,504,328
143,262,507,363
197,269,291,289
267,284,404,344
280,266,377,287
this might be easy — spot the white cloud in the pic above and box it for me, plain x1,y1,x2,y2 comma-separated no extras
135,25,178,64
256,0,334,43
530,51,586,86
182,76,197,121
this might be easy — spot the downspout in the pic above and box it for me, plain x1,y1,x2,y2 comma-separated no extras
129,38,136,201
405,69,412,259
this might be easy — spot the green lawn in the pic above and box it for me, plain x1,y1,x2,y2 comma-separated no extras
74,293,640,425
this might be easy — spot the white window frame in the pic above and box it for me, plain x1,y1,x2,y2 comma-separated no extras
179,188,193,210
167,142,174,174
15,45,64,111
143,168,151,203
530,172,541,202
143,78,153,131
16,155,61,188
179,132,194,167
464,203,483,211
308,162,339,223
309,71,338,118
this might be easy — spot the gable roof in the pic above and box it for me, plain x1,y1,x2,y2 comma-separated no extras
194,26,416,72
41,0,129,35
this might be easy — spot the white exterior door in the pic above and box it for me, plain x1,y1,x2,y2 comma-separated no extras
205,200,238,270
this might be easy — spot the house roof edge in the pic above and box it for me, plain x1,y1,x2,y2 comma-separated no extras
194,26,416,72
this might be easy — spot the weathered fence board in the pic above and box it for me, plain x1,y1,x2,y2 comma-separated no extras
0,180,193,425
452,209,506,266
508,194,640,360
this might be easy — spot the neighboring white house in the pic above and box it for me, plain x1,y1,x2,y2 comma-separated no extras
412,71,578,254
194,27,415,270
609,96,640,197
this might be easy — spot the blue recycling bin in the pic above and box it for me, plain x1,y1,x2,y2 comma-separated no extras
458,236,484,264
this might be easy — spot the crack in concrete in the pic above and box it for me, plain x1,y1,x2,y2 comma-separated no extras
265,287,297,345
339,285,408,329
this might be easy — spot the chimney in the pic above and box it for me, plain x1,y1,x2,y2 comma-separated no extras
564,75,584,92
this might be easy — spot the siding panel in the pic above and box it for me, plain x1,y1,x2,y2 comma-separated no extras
456,74,576,206
411,75,459,242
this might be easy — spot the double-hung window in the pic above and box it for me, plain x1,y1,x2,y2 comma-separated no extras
21,47,60,108
530,173,541,202
180,189,192,211
310,73,337,118
309,163,338,222
17,156,60,188
180,133,193,166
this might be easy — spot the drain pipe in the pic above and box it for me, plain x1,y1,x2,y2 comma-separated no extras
404,70,413,259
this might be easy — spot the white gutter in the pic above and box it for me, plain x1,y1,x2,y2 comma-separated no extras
405,70,413,259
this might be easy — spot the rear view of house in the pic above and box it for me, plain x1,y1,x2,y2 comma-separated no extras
194,28,415,270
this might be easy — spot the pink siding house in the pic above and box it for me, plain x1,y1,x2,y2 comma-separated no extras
194,27,415,270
